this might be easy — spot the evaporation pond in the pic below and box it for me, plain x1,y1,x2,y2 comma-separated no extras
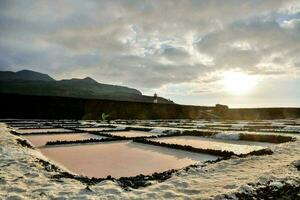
150,136,272,155
40,141,218,178
108,130,161,137
23,133,106,147
78,127,115,131
15,128,72,134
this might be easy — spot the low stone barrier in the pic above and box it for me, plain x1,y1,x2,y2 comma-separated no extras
240,133,296,143
10,130,83,136
45,137,122,145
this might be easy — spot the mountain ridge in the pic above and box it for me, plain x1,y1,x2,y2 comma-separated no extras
0,69,173,104
0,69,55,82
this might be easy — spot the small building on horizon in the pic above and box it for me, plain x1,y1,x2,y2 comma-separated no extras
153,93,158,103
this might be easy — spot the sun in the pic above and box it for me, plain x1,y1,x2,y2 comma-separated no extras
222,71,257,96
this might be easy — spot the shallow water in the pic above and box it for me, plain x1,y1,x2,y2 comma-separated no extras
78,127,114,131
40,141,218,178
108,130,161,137
16,128,72,134
150,136,271,155
24,133,106,147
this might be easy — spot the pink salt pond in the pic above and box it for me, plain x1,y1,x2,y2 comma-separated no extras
23,133,106,147
149,136,272,155
40,141,218,178
108,130,160,137
16,128,72,134
78,127,115,132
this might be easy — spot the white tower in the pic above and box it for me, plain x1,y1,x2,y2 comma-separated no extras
153,93,158,103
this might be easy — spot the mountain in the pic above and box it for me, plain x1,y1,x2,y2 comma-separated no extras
0,70,55,82
0,70,174,104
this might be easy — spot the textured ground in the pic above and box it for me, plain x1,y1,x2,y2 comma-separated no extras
0,123,299,199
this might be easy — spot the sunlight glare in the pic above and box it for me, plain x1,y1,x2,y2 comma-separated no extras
222,71,257,96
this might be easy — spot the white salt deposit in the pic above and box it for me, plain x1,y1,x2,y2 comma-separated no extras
1,123,299,199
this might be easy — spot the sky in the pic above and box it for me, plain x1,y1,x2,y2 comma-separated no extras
0,0,299,108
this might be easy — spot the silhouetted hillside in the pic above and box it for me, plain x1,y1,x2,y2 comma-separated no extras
0,70,55,81
0,70,174,104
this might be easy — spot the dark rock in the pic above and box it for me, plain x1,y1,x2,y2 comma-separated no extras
225,179,300,200
293,161,300,171
16,138,33,148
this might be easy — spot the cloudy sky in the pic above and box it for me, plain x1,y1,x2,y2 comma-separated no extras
1,0,299,107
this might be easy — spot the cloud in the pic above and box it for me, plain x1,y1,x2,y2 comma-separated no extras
196,13,300,75
0,0,299,96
